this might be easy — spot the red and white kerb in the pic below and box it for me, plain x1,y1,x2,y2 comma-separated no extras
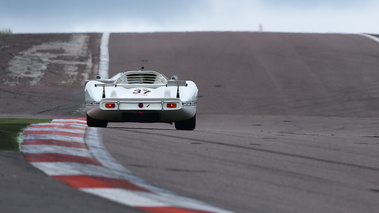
21,118,233,213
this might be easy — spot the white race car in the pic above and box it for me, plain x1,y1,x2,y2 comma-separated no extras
85,69,198,130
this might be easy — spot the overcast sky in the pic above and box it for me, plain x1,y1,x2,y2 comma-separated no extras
1,0,379,34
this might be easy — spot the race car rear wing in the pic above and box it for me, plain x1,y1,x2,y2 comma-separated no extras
94,80,188,98
94,80,188,88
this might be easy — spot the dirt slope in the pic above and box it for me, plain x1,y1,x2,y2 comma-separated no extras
0,33,101,118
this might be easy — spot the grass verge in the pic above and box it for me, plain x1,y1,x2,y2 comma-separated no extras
0,118,51,151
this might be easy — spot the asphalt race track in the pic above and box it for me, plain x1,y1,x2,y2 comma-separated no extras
2,32,379,212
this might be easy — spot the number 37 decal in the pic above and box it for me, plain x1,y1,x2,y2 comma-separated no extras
133,88,151,96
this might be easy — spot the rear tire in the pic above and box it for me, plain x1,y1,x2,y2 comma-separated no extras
175,114,196,130
87,114,108,127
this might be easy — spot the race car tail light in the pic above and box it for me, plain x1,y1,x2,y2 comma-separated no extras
105,103,116,108
138,103,144,108
166,103,177,108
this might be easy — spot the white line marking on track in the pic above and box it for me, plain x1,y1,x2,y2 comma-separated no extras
360,33,379,43
99,32,110,79
85,127,124,170
85,127,172,194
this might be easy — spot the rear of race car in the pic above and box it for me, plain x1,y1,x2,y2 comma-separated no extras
85,73,197,130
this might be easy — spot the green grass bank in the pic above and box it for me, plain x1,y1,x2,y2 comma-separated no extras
0,118,51,151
